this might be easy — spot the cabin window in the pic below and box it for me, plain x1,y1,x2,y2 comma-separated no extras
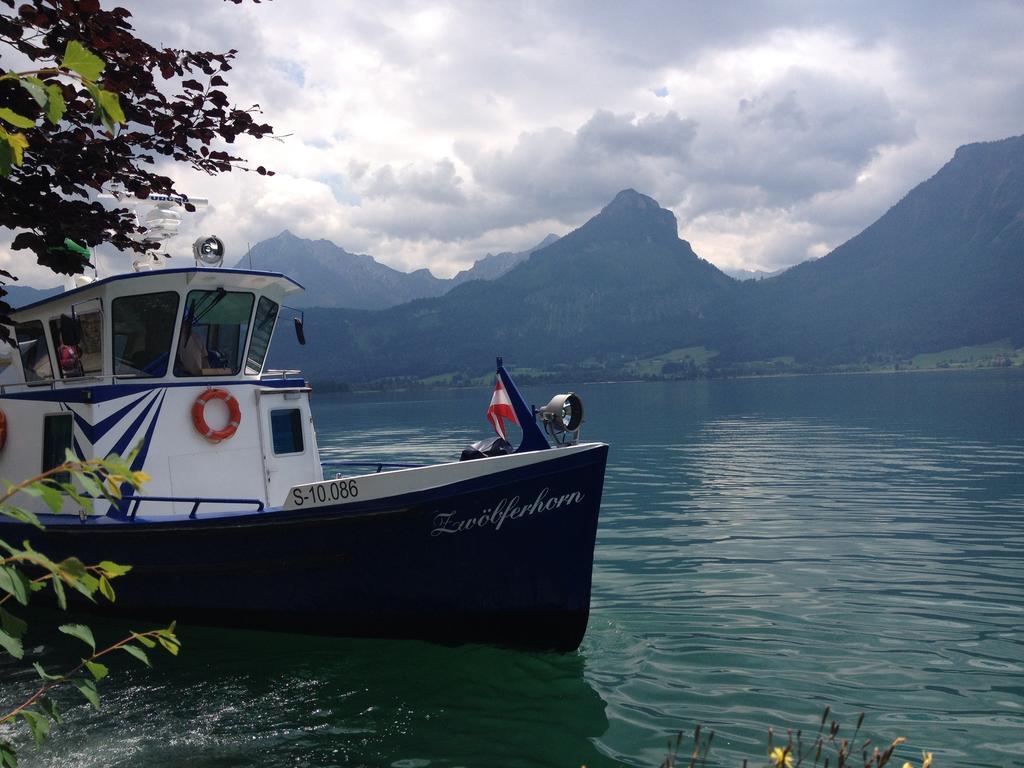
245,297,279,375
42,413,73,482
270,408,304,455
175,290,255,377
15,321,54,383
112,292,180,377
49,312,102,379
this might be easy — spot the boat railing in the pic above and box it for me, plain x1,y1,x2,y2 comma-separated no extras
321,460,422,476
117,494,266,520
261,369,303,380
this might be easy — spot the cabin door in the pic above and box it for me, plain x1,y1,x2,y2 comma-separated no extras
256,387,321,506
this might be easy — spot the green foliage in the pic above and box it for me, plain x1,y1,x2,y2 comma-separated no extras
60,40,105,81
0,455,179,763
624,346,718,378
0,39,124,177
909,339,1024,370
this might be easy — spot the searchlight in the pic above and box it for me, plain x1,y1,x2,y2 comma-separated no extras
193,235,225,267
537,392,584,445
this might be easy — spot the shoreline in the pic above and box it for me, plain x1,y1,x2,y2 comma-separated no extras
311,360,1024,396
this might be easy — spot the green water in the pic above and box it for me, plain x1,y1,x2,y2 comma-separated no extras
4,370,1023,767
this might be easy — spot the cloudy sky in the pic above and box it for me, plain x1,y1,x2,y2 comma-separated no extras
8,0,1024,285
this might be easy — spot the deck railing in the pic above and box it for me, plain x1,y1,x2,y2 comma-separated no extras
118,495,266,520
321,460,422,476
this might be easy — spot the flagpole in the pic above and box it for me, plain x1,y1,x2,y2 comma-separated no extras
496,357,550,452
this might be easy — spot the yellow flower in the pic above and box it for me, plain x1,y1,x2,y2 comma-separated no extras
770,747,793,768
105,474,124,499
131,470,151,486
903,763,913,768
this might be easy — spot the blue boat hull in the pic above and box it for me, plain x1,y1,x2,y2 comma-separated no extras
16,444,608,651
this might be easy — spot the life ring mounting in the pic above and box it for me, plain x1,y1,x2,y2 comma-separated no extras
191,388,241,443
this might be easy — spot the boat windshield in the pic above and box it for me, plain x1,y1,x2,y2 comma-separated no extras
112,292,180,377
174,289,255,377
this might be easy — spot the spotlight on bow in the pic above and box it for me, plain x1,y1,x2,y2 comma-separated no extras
537,392,584,445
193,235,225,267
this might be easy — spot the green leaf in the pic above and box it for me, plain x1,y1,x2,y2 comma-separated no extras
84,660,108,681
73,678,100,710
58,623,95,652
77,474,103,500
0,745,13,768
102,456,132,476
37,696,62,724
69,572,99,601
0,566,30,606
98,89,125,126
58,557,88,579
4,130,27,167
0,108,35,129
61,41,105,81
18,76,47,108
0,627,23,659
157,635,179,656
45,83,65,124
0,606,27,639
0,503,42,528
132,633,156,649
39,482,64,514
98,574,115,602
120,643,150,667
98,560,132,578
19,710,50,747
32,662,62,681
51,572,66,609
0,740,17,768
83,82,115,132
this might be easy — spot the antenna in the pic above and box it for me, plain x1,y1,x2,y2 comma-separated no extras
96,190,211,272
247,242,253,270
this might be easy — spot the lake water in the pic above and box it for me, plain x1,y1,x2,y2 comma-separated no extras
6,370,1024,767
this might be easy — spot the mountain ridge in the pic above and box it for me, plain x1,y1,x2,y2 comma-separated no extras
235,231,560,309
266,135,1024,383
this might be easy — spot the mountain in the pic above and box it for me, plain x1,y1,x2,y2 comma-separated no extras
236,231,449,309
722,135,1024,363
269,136,1024,384
236,231,560,309
450,234,559,285
272,189,735,381
3,284,62,308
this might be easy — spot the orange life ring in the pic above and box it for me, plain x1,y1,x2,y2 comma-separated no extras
0,409,6,452
191,388,241,443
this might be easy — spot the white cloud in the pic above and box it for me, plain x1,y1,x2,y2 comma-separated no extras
4,1,1022,285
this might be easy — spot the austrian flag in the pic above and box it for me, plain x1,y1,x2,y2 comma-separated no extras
487,376,519,440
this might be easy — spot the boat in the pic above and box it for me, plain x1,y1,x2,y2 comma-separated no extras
0,198,609,652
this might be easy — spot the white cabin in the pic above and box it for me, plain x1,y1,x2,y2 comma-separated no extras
0,266,324,517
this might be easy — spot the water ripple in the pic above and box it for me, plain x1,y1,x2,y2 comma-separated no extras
8,372,1024,767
